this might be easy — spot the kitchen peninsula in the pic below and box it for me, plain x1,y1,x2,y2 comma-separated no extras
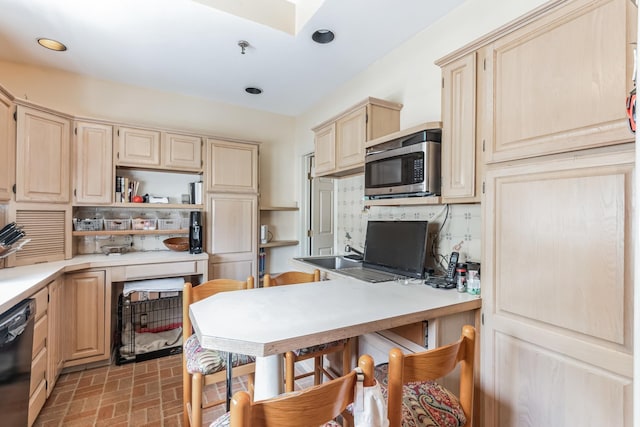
190,275,481,400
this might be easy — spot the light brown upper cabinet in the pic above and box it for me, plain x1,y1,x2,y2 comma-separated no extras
206,138,258,193
312,97,402,177
163,132,202,172
116,126,161,168
437,51,484,203
483,0,636,163
116,126,202,172
74,121,113,205
0,89,15,201
15,105,71,203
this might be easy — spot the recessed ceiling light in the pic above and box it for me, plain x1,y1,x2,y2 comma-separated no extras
245,87,262,95
37,38,67,51
312,29,335,44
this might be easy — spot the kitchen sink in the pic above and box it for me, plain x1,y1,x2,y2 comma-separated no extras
294,255,362,270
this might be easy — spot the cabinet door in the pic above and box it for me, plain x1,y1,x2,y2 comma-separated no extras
64,270,109,365
335,107,366,170
208,193,258,280
206,139,258,193
47,278,64,396
163,132,202,172
441,52,480,202
0,91,14,201
15,106,70,202
482,145,633,426
74,121,113,204
313,123,336,176
116,126,161,167
485,0,636,163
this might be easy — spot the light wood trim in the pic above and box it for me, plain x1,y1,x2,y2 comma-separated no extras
364,196,441,207
435,0,571,66
312,97,402,131
0,90,15,201
28,379,47,427
365,121,442,149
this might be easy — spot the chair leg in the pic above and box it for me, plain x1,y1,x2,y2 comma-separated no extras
192,373,203,427
226,352,233,412
183,359,191,427
285,352,296,393
342,339,352,376
314,356,323,385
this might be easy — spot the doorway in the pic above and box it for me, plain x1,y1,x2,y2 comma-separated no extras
303,154,334,256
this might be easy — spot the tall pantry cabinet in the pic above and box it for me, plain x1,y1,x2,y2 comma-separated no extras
437,0,636,425
205,138,259,281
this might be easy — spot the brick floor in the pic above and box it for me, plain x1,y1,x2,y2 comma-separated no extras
35,354,316,427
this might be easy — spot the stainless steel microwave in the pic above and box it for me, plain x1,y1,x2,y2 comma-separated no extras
364,130,441,199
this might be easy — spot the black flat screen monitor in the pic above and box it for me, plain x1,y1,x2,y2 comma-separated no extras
363,220,429,279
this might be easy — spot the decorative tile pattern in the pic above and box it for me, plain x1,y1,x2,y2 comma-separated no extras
336,175,481,267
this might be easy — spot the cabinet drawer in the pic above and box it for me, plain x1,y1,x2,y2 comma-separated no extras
32,314,47,357
124,261,198,280
30,347,47,396
32,287,48,320
28,379,47,427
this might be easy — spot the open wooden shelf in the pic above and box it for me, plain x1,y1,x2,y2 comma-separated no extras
72,229,189,237
259,240,299,249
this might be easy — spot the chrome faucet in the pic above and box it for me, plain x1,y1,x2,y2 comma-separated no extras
344,244,364,257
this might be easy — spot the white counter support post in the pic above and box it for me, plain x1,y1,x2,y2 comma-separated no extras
253,355,283,401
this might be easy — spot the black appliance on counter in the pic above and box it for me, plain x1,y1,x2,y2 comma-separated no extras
189,211,203,254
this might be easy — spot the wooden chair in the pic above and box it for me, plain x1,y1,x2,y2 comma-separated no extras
183,278,256,427
214,354,375,427
263,269,353,393
383,324,475,427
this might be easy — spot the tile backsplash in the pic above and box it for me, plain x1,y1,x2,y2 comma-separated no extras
336,175,481,271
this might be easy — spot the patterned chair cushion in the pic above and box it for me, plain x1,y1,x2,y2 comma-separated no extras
184,334,255,375
293,338,348,357
374,363,466,427
210,410,342,427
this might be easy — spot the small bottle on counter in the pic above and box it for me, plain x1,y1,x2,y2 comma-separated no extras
456,266,467,293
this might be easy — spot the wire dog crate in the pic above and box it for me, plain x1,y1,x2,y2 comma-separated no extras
116,292,183,365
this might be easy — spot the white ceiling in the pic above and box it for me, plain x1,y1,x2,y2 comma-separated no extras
0,0,465,116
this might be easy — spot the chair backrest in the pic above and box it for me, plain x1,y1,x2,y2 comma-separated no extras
183,277,254,340
263,269,320,287
387,324,476,427
228,354,374,427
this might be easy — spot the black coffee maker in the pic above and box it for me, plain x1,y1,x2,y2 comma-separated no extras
189,211,203,254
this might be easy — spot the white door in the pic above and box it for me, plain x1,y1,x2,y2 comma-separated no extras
308,155,334,255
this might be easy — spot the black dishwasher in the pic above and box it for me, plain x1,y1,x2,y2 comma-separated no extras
0,298,35,427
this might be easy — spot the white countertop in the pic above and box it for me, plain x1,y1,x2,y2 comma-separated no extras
0,251,208,313
190,278,481,357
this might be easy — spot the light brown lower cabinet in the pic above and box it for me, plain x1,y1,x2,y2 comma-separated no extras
47,278,64,396
28,286,49,427
64,270,111,367
482,144,634,426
